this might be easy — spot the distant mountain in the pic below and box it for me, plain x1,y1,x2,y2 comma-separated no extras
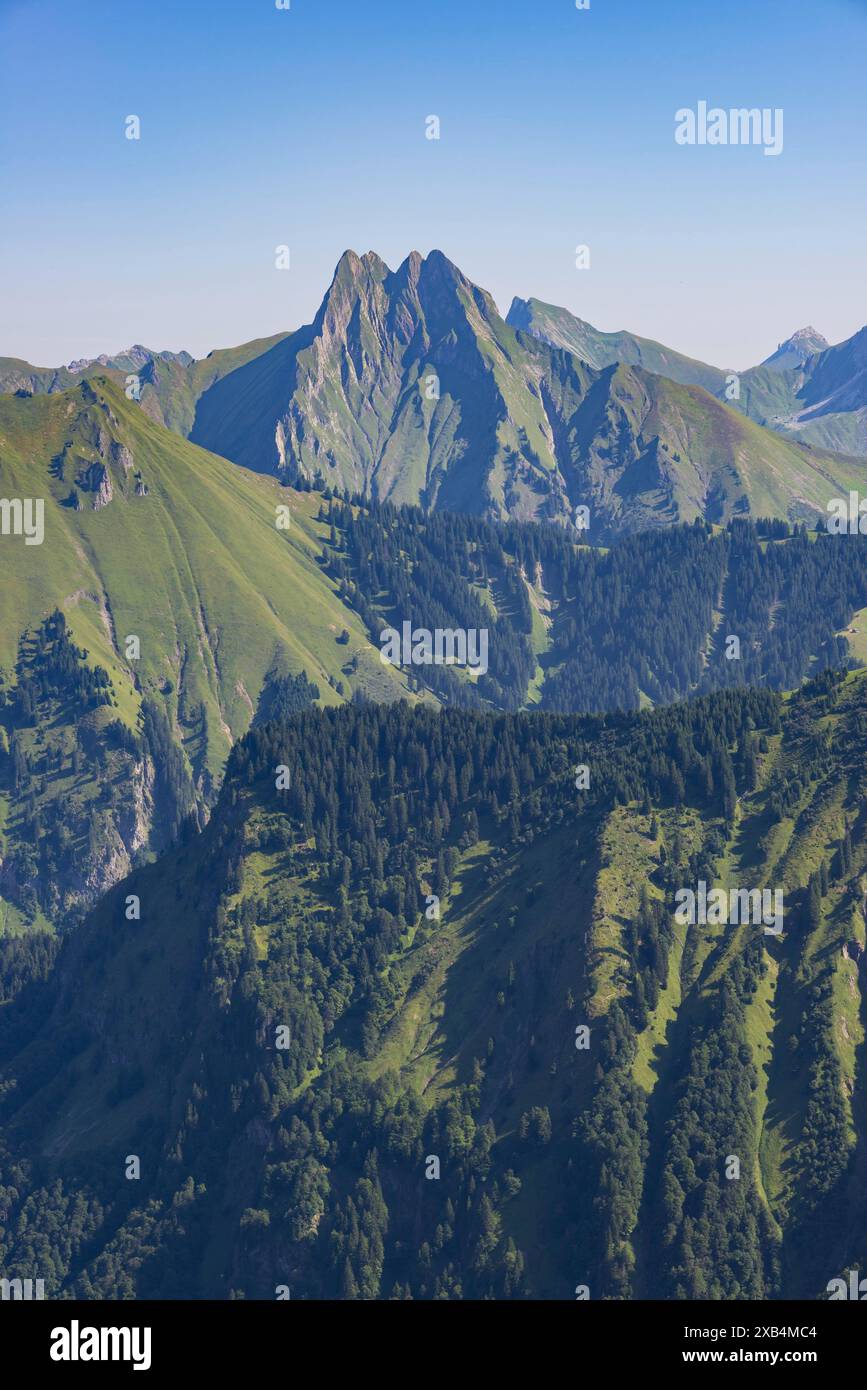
507,295,867,457
506,295,729,394
191,247,562,509
738,325,867,455
0,333,291,437
0,356,78,396
3,254,865,529
67,344,195,374
188,250,864,537
759,326,830,372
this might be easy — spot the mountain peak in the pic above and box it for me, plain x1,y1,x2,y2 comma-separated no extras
395,249,423,280
507,296,531,327
333,248,364,277
360,250,389,278
421,248,467,284
761,326,829,371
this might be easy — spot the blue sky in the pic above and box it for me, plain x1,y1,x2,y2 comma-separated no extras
2,0,865,368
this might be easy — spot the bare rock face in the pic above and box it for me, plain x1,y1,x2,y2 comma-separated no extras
111,441,134,472
80,759,156,905
75,461,114,509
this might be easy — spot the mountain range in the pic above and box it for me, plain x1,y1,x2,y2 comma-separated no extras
3,250,866,539
2,253,866,931
2,254,867,1303
5,374,867,934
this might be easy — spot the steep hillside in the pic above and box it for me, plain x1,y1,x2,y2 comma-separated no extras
137,334,294,437
0,378,409,925
0,612,157,934
323,502,867,712
2,675,867,1298
525,356,866,535
0,376,408,728
509,295,867,459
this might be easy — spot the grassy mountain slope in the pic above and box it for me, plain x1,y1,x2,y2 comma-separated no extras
508,295,867,460
138,333,293,436
0,378,409,925
507,295,730,393
530,357,866,535
0,376,406,734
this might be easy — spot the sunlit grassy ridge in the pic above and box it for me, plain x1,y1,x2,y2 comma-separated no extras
0,375,409,775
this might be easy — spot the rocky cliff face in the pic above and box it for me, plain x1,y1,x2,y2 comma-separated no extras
74,461,114,509
189,251,861,539
76,755,156,906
